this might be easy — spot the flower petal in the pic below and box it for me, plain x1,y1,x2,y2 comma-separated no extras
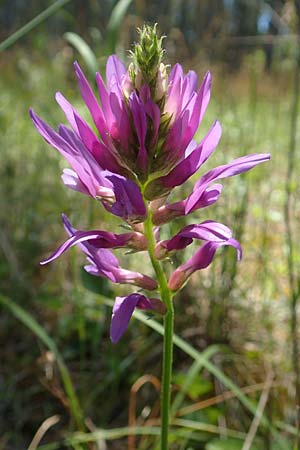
155,220,233,258
110,293,153,343
163,121,222,188
106,55,127,91
145,120,222,199
106,175,146,221
73,62,109,144
168,239,242,291
61,168,90,195
179,71,211,150
152,184,223,225
129,92,148,172
186,153,271,213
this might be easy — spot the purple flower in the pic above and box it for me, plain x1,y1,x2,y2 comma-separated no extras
32,27,270,342
41,215,157,291
30,56,216,207
111,294,166,343
168,239,242,291
155,221,233,259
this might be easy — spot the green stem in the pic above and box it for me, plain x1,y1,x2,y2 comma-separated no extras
143,207,174,450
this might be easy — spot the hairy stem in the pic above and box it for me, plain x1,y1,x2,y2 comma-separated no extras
143,207,174,450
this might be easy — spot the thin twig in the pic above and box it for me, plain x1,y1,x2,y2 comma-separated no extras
128,374,160,450
176,381,278,417
27,415,60,450
242,371,274,450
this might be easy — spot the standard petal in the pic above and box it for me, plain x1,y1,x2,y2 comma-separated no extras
184,183,223,215
106,55,127,91
30,109,98,197
152,184,223,226
163,121,222,188
107,175,146,221
168,238,242,291
186,153,270,213
155,220,232,258
58,216,155,288
40,228,142,265
110,293,153,343
58,125,114,195
149,121,222,195
55,92,79,134
129,92,148,172
61,168,90,195
73,62,109,144
96,71,115,126
179,71,211,150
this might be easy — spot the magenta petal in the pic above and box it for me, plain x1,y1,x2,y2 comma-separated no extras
59,216,155,287
180,71,211,149
165,70,183,116
168,238,242,291
159,220,232,255
185,183,223,214
152,201,186,225
96,72,115,126
58,125,114,195
186,153,270,213
110,293,153,343
30,109,99,197
73,62,109,144
178,221,232,242
181,71,198,107
107,175,146,221
129,92,148,171
106,55,126,90
61,168,90,195
40,228,131,265
55,92,79,134
145,100,160,147
168,63,184,86
161,120,222,189
152,183,223,226
56,94,109,167
109,92,131,149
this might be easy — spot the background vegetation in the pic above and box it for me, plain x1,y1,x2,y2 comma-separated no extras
1,0,300,449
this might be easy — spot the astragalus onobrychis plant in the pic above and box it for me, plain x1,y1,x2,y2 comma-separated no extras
31,24,269,449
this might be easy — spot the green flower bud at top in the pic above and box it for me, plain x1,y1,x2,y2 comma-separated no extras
130,23,165,97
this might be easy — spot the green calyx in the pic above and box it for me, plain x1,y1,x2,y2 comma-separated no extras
130,23,165,91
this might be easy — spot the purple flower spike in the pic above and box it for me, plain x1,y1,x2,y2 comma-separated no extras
168,238,242,291
110,294,165,343
32,25,270,344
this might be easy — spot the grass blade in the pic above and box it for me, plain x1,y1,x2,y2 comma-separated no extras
132,309,289,450
64,32,98,76
0,0,71,52
0,294,85,431
106,0,132,53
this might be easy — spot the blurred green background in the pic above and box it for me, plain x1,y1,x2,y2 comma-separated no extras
1,1,300,449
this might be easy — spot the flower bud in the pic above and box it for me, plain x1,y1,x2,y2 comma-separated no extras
130,23,165,98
